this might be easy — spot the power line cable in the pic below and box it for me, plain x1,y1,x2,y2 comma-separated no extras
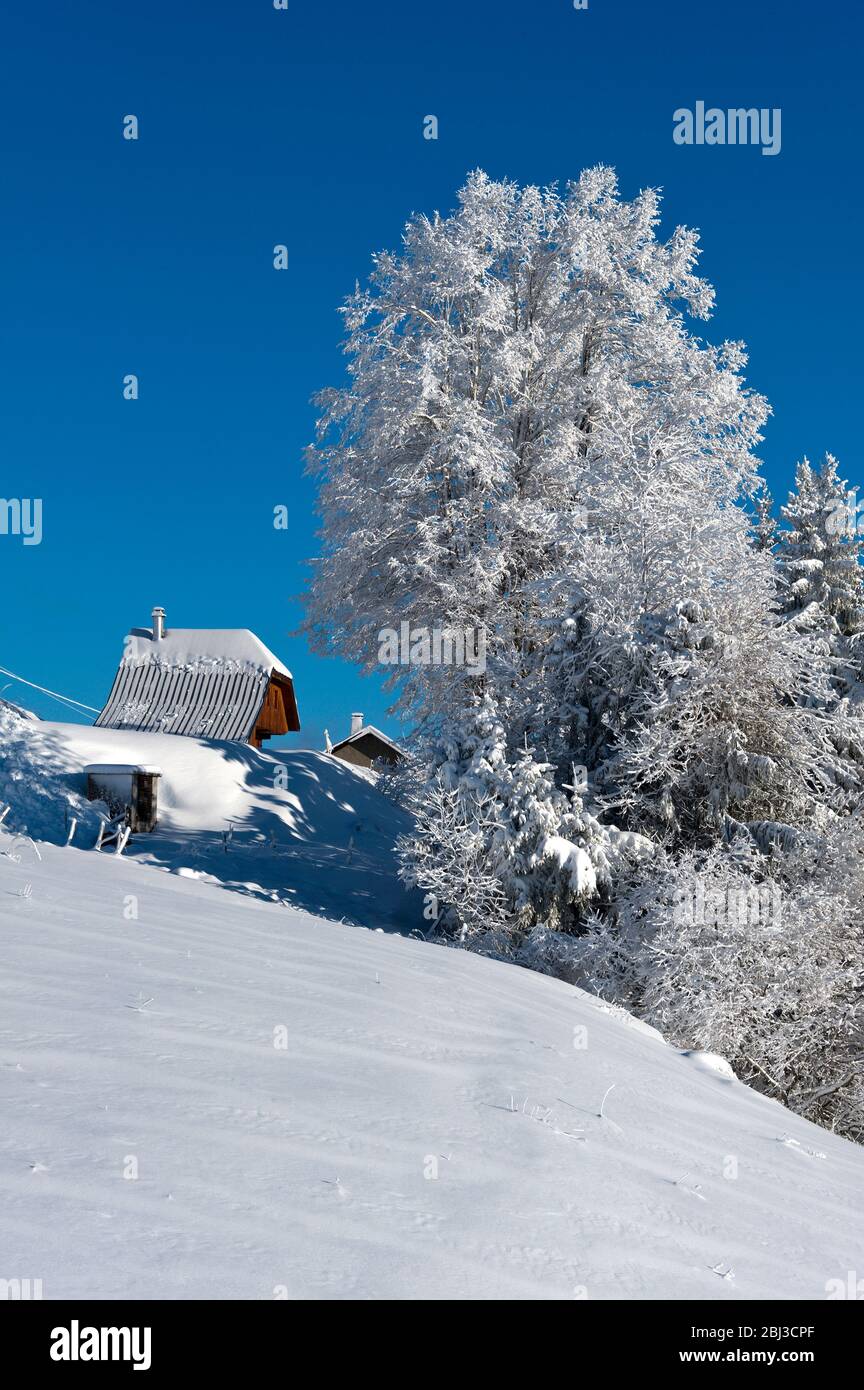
0,664,100,716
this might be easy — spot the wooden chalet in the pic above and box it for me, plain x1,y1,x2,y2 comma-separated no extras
95,607,300,749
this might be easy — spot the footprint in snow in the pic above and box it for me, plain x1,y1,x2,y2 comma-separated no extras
778,1135,827,1159
670,1172,707,1201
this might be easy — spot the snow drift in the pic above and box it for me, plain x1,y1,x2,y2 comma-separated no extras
0,713,422,933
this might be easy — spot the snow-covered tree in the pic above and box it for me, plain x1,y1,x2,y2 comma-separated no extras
303,168,759,730
774,454,864,795
570,828,864,1141
530,415,828,845
777,454,864,647
588,591,822,844
399,776,512,942
304,170,864,1139
305,168,829,841
751,483,777,553
397,695,610,945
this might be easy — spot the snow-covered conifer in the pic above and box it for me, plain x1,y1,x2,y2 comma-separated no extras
777,454,864,645
751,483,777,553
397,695,608,944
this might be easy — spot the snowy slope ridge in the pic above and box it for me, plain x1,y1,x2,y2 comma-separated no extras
0,717,421,933
2,839,863,1300
0,707,104,848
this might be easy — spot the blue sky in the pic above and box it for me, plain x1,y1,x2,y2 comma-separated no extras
1,0,861,747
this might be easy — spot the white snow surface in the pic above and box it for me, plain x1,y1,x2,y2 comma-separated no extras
1,716,863,1300
2,837,863,1299
119,627,292,679
15,720,422,933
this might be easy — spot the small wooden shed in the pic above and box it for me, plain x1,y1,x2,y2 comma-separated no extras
85,765,162,832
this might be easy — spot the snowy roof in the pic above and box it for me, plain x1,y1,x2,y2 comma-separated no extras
95,626,298,742
84,764,163,776
121,628,292,680
330,724,404,756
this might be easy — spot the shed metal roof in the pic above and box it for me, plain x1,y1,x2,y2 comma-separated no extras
95,628,297,742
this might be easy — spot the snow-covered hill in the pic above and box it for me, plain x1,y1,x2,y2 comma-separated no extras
2,832,863,1300
2,717,422,933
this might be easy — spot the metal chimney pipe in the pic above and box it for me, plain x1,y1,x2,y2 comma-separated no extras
351,712,363,735
152,607,166,641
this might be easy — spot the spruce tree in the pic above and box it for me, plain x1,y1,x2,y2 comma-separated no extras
777,454,864,642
